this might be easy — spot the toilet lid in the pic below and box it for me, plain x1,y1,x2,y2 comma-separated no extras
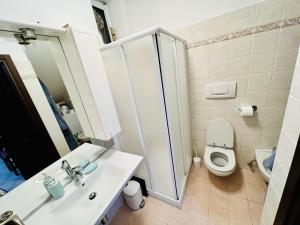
207,119,234,148
204,146,236,173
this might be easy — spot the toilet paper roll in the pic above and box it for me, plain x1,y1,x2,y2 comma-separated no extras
239,106,254,116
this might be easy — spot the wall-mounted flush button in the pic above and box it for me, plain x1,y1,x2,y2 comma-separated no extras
205,81,236,99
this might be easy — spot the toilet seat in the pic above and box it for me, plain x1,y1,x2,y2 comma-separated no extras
204,146,236,176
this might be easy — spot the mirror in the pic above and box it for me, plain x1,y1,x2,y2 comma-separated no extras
0,30,93,195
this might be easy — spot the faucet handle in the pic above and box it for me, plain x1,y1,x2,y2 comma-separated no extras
72,166,84,182
61,160,70,169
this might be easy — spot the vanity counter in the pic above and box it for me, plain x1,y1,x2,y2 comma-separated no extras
0,144,143,225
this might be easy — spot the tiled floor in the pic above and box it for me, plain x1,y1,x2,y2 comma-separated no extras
0,158,25,192
111,165,267,225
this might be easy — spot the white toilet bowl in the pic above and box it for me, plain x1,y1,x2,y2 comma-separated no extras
204,119,236,177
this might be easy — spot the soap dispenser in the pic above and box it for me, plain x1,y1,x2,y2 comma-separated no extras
42,173,64,199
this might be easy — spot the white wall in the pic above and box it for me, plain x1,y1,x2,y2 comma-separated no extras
0,0,98,33
107,0,265,38
260,46,300,225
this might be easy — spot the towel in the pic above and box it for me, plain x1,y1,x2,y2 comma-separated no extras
263,148,276,171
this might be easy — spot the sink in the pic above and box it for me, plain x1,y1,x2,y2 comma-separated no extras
15,145,143,225
51,162,124,212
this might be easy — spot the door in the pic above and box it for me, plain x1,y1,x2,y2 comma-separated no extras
92,0,113,44
0,55,60,179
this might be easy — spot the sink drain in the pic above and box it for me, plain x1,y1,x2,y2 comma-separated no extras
89,192,97,200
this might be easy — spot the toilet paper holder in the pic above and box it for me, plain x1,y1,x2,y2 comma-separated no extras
238,105,257,112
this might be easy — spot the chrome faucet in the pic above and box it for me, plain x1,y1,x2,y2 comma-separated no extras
61,160,84,183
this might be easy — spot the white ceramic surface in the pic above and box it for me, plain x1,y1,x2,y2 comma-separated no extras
255,148,273,183
0,143,143,225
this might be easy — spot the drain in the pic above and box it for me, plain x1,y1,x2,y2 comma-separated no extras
89,192,97,200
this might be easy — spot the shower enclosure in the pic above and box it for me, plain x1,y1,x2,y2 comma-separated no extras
100,27,191,204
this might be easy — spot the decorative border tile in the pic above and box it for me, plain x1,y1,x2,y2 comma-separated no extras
187,16,300,49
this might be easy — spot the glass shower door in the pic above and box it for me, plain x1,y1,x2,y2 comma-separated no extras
175,40,192,173
123,36,177,199
157,34,186,197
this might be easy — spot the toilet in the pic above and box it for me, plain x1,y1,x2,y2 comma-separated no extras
204,119,236,177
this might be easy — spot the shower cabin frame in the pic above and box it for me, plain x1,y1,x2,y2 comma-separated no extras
100,27,192,206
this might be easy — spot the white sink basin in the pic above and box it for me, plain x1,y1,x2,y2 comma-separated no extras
0,144,143,225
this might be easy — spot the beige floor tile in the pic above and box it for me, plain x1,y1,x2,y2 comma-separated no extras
251,219,260,225
193,190,210,205
186,182,196,197
128,213,154,225
167,207,194,225
194,179,210,192
181,196,195,213
227,184,247,200
229,212,252,225
209,205,230,225
192,198,209,223
209,174,227,191
112,165,267,225
245,186,266,204
209,188,229,209
192,213,209,225
228,196,251,217
249,202,263,221
110,206,130,225
226,172,247,200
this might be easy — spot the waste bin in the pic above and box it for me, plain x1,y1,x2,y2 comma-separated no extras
123,181,144,210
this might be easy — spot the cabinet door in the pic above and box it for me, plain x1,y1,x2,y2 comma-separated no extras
60,26,121,140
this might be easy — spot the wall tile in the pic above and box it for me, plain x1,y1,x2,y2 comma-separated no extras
228,56,250,76
268,90,289,107
255,0,285,26
246,91,269,106
252,30,279,54
210,59,228,78
189,62,210,79
250,52,275,73
230,5,256,32
186,0,300,174
278,25,300,50
192,106,226,120
270,70,294,90
187,49,195,65
283,0,300,19
190,20,211,42
210,41,229,61
259,135,279,148
209,14,231,38
234,76,248,97
248,73,272,90
231,120,263,135
195,119,211,131
194,45,211,63
229,36,252,58
265,107,286,122
241,135,261,148
274,48,298,71
173,26,191,42
262,122,282,136
275,130,297,173
189,79,209,94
